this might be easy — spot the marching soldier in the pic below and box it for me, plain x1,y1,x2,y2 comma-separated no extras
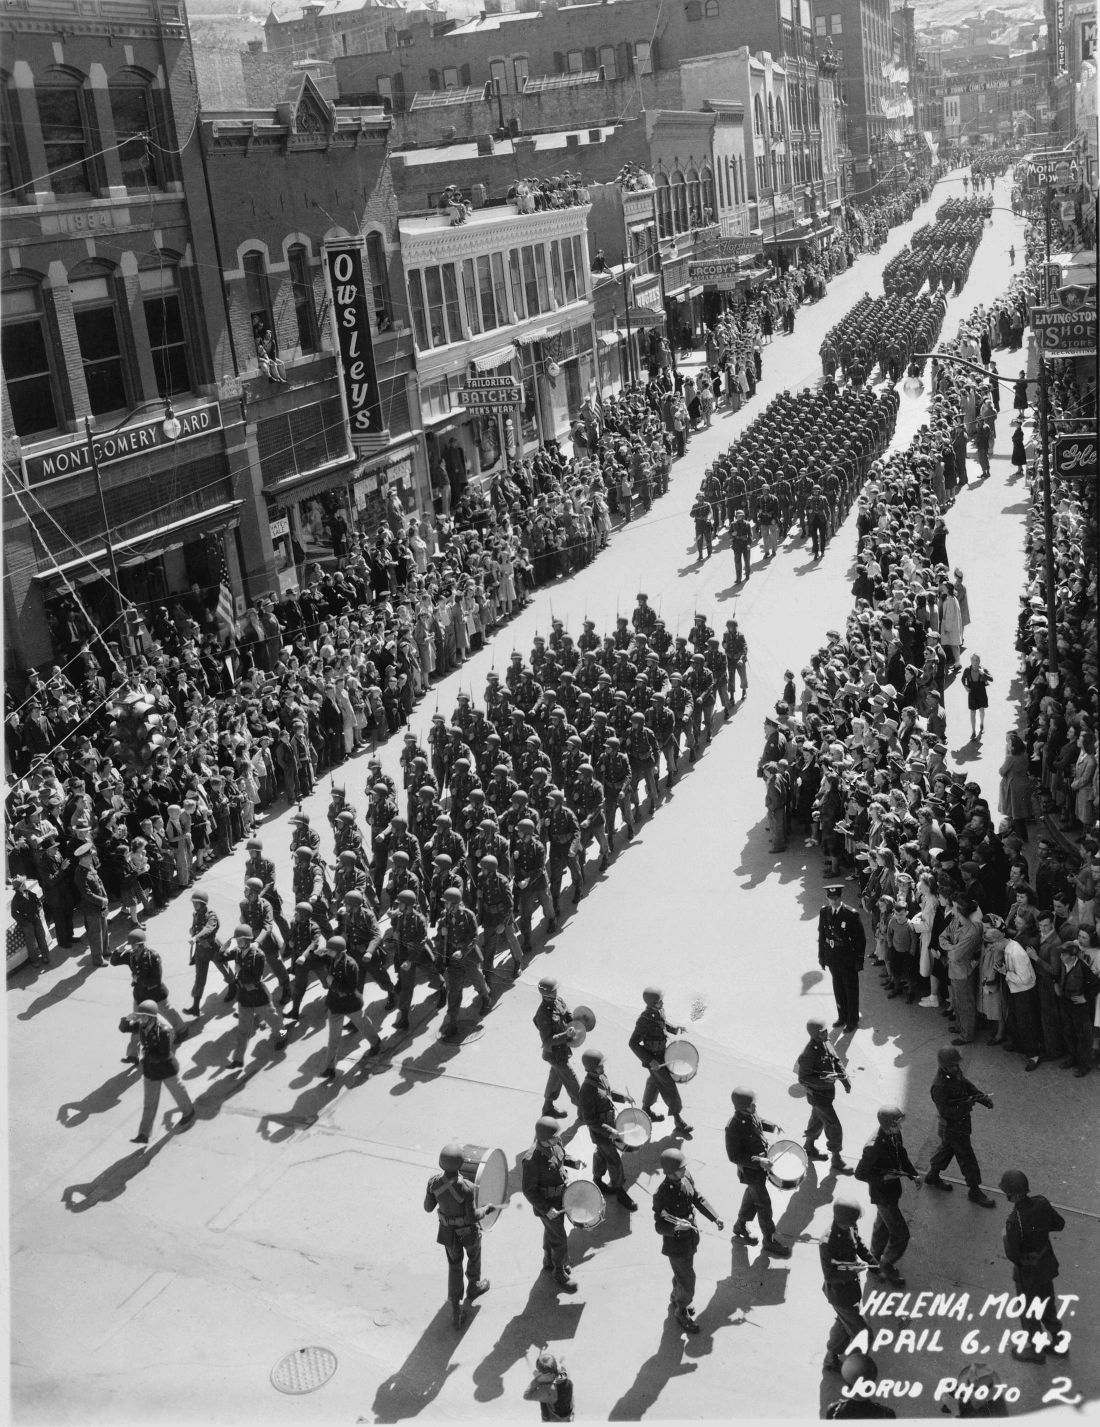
437,886,491,1037
340,887,394,1005
113,928,188,1062
319,933,381,1077
118,999,195,1146
225,923,288,1071
684,653,714,757
820,1198,878,1371
424,1143,493,1328
512,818,557,953
545,789,584,913
855,1106,920,1285
333,848,372,909
628,986,693,1137
578,1048,637,1211
477,853,524,977
243,837,291,941
391,887,445,1032
521,1115,584,1292
240,877,292,1002
624,710,661,816
184,888,236,1015
597,736,635,843
723,618,749,700
665,672,695,766
653,1147,724,1334
291,846,329,929
427,852,465,924
285,900,329,1021
999,1169,1067,1363
924,1045,995,1205
571,763,610,870
724,1086,791,1256
818,884,866,1032
289,810,320,856
796,1018,853,1174
534,975,582,1117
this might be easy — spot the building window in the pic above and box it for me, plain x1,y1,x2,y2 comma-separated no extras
37,73,93,195
549,242,564,305
442,66,459,89
140,263,194,396
753,94,765,136
2,279,61,437
287,244,318,353
109,76,161,189
830,13,842,31
656,173,672,238
560,238,579,303
366,231,391,327
687,166,702,224
69,271,130,416
461,257,481,335
671,170,688,232
815,14,826,33
704,0,719,14
243,251,275,357
377,75,393,106
441,264,462,339
1,79,29,199
490,59,507,94
513,56,529,91
477,255,498,329
407,270,429,348
634,40,652,75
508,249,526,320
566,50,584,72
599,45,617,78
701,165,715,219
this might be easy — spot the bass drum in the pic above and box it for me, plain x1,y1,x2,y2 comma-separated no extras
460,1144,509,1230
563,1179,606,1229
614,1106,653,1150
664,1039,699,1083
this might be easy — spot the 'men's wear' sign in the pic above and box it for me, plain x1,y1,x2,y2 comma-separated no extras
323,238,384,450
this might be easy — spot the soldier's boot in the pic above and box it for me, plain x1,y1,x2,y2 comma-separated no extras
466,1279,490,1302
731,1221,758,1244
673,1117,694,1138
831,1155,853,1175
762,1236,792,1258
676,1309,700,1335
804,1143,828,1161
615,1188,638,1211
450,1300,465,1330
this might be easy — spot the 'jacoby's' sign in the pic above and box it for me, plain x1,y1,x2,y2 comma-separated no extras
323,238,384,450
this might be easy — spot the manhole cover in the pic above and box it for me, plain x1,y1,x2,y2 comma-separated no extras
271,1346,338,1395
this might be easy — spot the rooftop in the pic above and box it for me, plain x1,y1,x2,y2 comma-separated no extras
394,125,618,165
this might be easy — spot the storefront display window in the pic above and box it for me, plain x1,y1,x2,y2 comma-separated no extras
284,487,353,575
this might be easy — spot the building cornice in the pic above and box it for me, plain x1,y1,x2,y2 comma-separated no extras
398,204,591,266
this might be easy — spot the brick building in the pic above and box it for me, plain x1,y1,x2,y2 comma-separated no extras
263,0,399,63
1,0,245,672
199,72,425,591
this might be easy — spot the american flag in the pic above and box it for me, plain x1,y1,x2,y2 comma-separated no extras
214,537,236,642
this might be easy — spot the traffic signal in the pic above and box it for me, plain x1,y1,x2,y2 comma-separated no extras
106,692,165,771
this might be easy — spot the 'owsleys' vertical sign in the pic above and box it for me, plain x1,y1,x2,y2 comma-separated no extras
323,237,385,451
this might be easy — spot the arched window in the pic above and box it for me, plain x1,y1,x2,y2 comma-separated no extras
139,256,194,396
109,72,162,188
2,273,62,437
701,165,715,220
703,0,719,14
671,169,688,232
68,261,131,415
656,172,673,239
753,95,765,137
36,69,94,195
1,75,30,199
366,230,392,328
287,243,319,353
767,94,775,134
243,250,276,355
775,98,785,137
686,166,702,225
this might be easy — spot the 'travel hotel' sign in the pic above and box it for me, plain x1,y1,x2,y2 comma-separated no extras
322,237,384,450
22,401,223,487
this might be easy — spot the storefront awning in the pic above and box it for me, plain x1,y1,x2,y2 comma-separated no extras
597,329,624,347
627,306,668,328
472,344,518,372
688,284,704,298
514,327,551,345
664,282,691,301
33,500,244,583
423,405,469,426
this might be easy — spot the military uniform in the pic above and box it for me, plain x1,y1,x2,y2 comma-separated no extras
797,1034,849,1162
534,991,582,1113
424,1166,484,1308
725,1105,783,1244
926,1064,991,1193
521,1133,581,1283
187,902,235,1010
1004,1190,1066,1355
285,911,329,1019
820,1214,877,1363
855,1128,918,1272
230,939,286,1067
578,1067,630,1195
629,1004,688,1128
437,895,490,1035
653,1169,721,1320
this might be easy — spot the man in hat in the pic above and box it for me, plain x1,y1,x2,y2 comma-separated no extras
653,1146,724,1334
424,1142,494,1328
578,1048,637,1211
820,1199,878,1370
818,884,866,1032
725,1086,791,1256
521,1115,584,1291
855,1106,920,1285
119,999,195,1145
999,1169,1067,1363
797,1018,852,1173
924,1045,995,1205
74,841,109,968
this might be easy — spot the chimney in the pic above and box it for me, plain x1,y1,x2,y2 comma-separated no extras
476,131,495,154
247,38,264,52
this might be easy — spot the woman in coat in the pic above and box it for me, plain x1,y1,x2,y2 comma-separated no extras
960,654,993,739
1010,420,1027,475
998,732,1032,841
1070,731,1098,831
939,583,964,669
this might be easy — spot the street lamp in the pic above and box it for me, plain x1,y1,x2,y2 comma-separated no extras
903,350,1059,682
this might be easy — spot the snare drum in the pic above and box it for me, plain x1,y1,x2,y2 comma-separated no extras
663,1039,699,1083
563,1179,606,1229
614,1106,653,1149
765,1139,810,1191
460,1144,509,1229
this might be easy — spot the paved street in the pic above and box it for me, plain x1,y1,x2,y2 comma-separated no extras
8,171,1098,1424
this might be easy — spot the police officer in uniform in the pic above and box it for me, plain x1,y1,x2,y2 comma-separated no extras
652,1146,724,1334
628,986,693,1137
820,1198,878,1370
999,1168,1067,1363
534,975,582,1116
725,1086,791,1255
578,1048,637,1210
924,1045,995,1206
855,1106,920,1285
796,1018,853,1173
521,1116,584,1291
424,1143,494,1327
818,884,866,1031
